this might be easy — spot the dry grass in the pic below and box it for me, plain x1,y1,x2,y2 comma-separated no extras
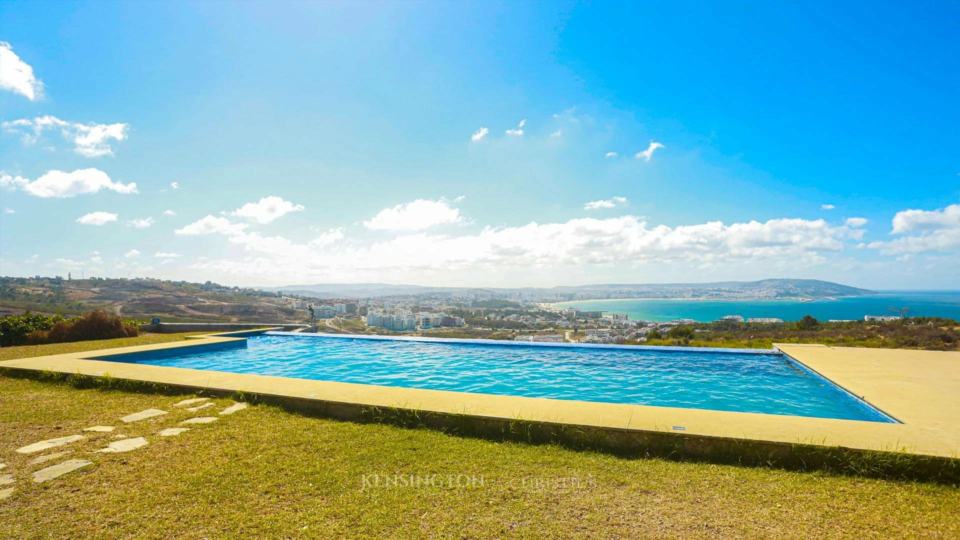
0,375,958,538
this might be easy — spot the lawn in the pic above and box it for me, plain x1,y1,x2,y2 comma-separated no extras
1,340,959,537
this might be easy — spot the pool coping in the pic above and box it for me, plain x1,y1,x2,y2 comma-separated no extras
1,331,958,465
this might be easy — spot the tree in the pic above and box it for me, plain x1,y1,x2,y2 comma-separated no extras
797,315,820,330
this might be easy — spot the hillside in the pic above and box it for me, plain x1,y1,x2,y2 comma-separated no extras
0,277,307,323
276,279,873,301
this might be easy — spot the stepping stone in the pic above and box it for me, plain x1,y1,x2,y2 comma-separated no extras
158,427,189,437
0,474,13,486
32,459,92,483
16,434,85,454
186,402,214,412
84,425,115,433
29,451,72,466
0,488,12,500
220,402,249,415
174,397,210,407
121,409,167,423
97,437,148,453
180,416,218,425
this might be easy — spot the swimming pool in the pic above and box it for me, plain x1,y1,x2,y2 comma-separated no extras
97,332,894,422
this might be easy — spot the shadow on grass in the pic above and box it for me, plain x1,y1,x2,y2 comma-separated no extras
3,367,958,486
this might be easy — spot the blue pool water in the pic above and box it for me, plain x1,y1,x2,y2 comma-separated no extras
99,333,893,422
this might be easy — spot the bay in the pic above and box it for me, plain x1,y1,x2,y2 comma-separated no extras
555,291,960,323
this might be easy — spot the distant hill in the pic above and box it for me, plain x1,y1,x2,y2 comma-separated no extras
0,276,307,323
274,279,874,301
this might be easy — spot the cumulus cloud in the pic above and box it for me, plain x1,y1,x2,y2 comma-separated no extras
470,127,489,142
230,196,305,224
549,129,563,138
127,217,154,229
364,198,463,231
584,196,628,210
175,215,248,236
2,116,128,157
0,42,43,100
845,217,868,227
505,119,526,137
163,209,176,216
635,141,665,162
76,211,118,226
604,151,619,159
180,213,867,285
170,181,180,190
869,203,960,254
125,249,141,258
154,252,182,259
1,168,137,198
821,204,836,210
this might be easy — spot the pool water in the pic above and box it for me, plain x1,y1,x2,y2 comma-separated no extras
98,333,893,422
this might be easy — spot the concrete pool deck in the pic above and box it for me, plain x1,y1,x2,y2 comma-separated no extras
0,333,957,464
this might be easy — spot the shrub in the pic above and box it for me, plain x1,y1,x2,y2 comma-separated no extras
35,310,139,344
0,312,65,346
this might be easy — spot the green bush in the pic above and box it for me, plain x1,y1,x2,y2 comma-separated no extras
0,312,65,346
36,310,139,344
0,310,138,347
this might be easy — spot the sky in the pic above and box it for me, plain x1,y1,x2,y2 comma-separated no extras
1,1,958,289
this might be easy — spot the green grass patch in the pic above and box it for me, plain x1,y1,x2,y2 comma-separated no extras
0,332,203,362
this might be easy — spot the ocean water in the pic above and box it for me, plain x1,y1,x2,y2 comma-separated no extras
556,291,960,323
98,333,892,422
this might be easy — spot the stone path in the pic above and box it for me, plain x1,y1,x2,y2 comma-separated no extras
181,416,218,425
97,437,148,454
28,451,72,466
16,435,86,455
174,397,209,407
1,396,251,500
220,402,249,415
121,409,168,423
33,459,92,483
186,402,214,412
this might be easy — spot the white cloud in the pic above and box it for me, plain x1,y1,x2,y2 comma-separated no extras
127,217,154,229
584,196,628,210
505,119,526,137
635,141,665,162
125,249,141,258
2,116,128,157
845,217,868,228
821,204,836,210
470,127,489,142
170,181,180,190
175,215,248,236
869,203,960,254
182,213,866,285
230,196,305,224
3,208,13,214
1,168,137,198
0,42,43,101
604,151,619,159
890,204,960,234
364,198,463,231
76,211,118,226
154,252,182,259
549,129,563,138
163,209,176,216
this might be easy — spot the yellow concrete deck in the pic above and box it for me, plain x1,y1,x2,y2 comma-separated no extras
0,335,957,460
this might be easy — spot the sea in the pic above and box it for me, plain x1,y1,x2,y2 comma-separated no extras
555,291,960,323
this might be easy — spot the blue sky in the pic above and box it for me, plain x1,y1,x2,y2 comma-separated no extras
1,1,958,289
